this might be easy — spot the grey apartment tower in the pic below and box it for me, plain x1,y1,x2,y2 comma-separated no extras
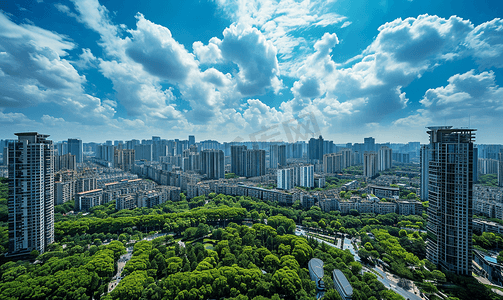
423,126,475,275
7,132,55,256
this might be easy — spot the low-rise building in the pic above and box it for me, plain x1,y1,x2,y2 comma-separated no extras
332,269,353,300
75,189,103,211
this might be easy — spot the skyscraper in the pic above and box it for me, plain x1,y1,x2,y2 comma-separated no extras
340,148,352,169
7,132,55,256
188,135,195,147
277,168,294,190
424,126,475,275
364,137,375,152
269,145,287,168
323,153,342,174
420,144,429,201
363,151,377,178
308,135,324,162
68,138,83,163
200,149,224,179
300,165,314,188
244,149,266,177
231,145,247,176
498,151,503,187
377,146,392,171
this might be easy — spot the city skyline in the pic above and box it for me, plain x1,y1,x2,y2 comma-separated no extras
1,0,503,143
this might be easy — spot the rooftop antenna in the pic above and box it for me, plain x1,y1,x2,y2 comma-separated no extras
469,115,471,128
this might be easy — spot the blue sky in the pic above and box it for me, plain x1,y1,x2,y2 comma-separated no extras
1,0,503,144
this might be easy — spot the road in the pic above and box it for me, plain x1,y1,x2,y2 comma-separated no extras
107,233,168,293
370,266,423,300
108,246,133,293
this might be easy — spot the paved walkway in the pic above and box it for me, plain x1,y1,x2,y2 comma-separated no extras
108,246,133,293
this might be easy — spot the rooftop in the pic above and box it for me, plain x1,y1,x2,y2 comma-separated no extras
309,258,324,279
333,269,353,296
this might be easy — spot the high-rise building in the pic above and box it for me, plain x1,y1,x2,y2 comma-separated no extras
498,151,503,187
55,153,76,172
231,145,247,176
200,150,224,179
300,165,314,188
378,146,392,171
340,148,352,169
420,145,429,201
364,137,375,152
277,168,294,190
269,145,287,168
424,126,475,276
323,153,342,174
188,135,195,147
7,132,54,256
308,136,324,162
134,144,153,161
363,151,378,178
244,149,266,177
114,148,135,171
68,138,83,163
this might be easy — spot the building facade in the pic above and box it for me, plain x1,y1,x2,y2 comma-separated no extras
7,132,55,256
499,152,503,187
68,138,83,163
378,146,392,171
424,126,475,276
363,151,378,178
200,149,224,179
277,168,294,190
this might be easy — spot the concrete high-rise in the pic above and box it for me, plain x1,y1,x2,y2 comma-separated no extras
114,148,135,171
424,126,475,276
364,137,375,152
7,132,54,256
277,168,294,190
300,165,314,188
323,153,342,174
340,148,352,169
308,136,324,162
378,146,392,171
244,149,266,177
420,145,429,201
68,138,83,163
200,149,224,179
269,145,286,168
498,151,503,187
363,151,378,178
231,145,247,176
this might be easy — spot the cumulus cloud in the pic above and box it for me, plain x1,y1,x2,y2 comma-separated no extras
394,70,503,137
466,18,503,69
217,23,280,95
214,0,347,73
193,39,222,64
420,70,503,119
368,15,473,66
126,13,199,83
0,11,114,123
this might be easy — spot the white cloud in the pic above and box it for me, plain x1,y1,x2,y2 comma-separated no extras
54,3,78,18
125,13,199,84
341,21,351,28
214,0,347,73
0,111,33,124
0,11,114,123
466,18,503,69
193,38,222,64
